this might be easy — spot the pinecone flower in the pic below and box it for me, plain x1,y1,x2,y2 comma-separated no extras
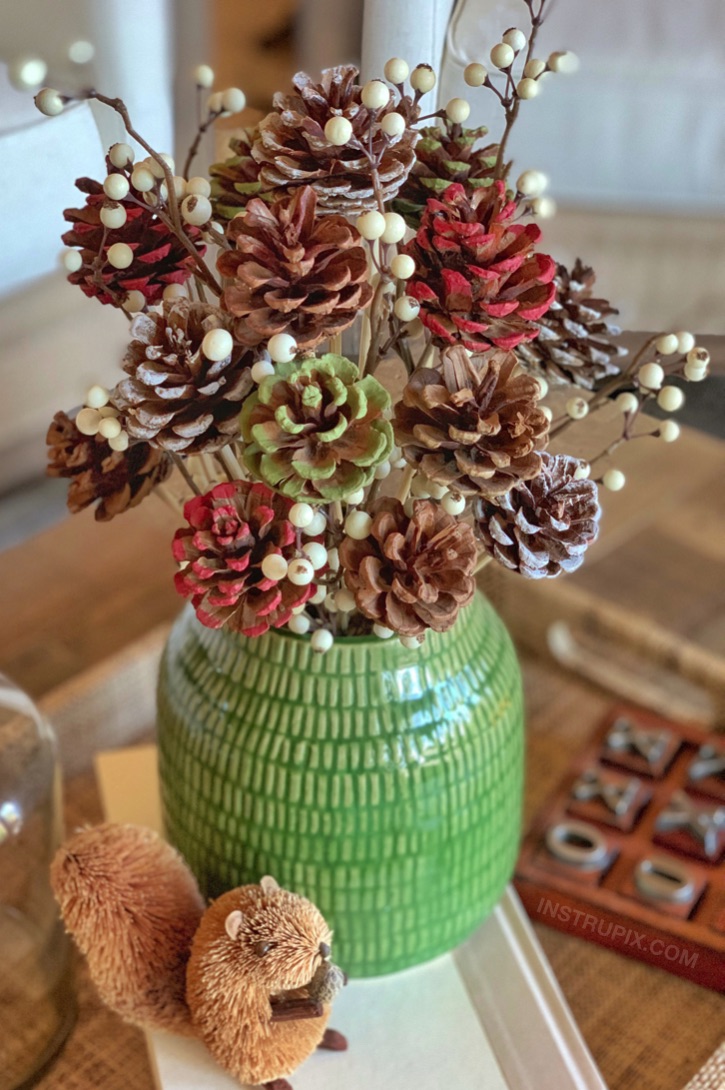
393,346,549,498
404,181,556,351
393,121,500,227
252,65,418,214
209,127,271,221
172,481,315,636
240,353,393,502
218,186,372,348
62,176,205,307
339,498,477,636
475,452,601,578
516,259,628,389
46,410,171,521
113,301,254,454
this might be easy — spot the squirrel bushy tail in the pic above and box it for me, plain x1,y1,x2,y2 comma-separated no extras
51,822,205,1035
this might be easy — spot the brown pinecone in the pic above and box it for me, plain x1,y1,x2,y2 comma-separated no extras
393,346,549,498
218,186,372,348
113,301,254,453
339,498,478,636
62,175,205,308
475,452,601,578
209,127,271,221
516,260,628,389
46,410,171,521
393,121,500,226
252,65,418,214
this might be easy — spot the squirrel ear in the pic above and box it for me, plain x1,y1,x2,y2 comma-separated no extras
260,875,280,895
225,910,245,941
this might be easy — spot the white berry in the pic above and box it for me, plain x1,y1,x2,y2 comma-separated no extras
109,142,134,168
410,65,436,93
534,375,548,398
374,623,395,639
400,635,422,649
530,196,557,218
381,212,406,244
309,584,327,605
374,460,391,480
98,416,122,440
207,91,225,114
638,362,665,390
289,502,314,529
186,176,211,198
334,588,357,612
675,331,695,354
384,58,409,84
540,405,553,423
657,386,685,412
345,487,366,505
464,63,487,87
517,169,547,197
658,420,680,443
302,542,328,570
75,407,102,435
261,554,289,581
380,112,406,138
305,512,327,537
356,210,386,240
102,173,129,200
686,346,709,370
603,468,625,492
324,116,352,145
268,333,297,363
684,362,707,382
344,510,373,540
251,360,275,383
490,43,515,69
517,78,539,100
574,462,591,480
566,396,589,420
361,80,390,110
287,558,315,585
326,546,340,571
10,56,48,91
131,166,155,192
181,194,212,225
163,283,188,302
616,392,639,414
502,27,527,52
108,431,129,452
221,87,246,114
123,290,146,313
193,64,215,88
524,58,547,79
445,97,471,123
288,613,311,635
394,296,420,322
106,242,133,269
85,385,110,409
34,88,65,116
63,250,83,272
311,628,334,654
410,475,430,499
548,51,579,74
202,328,233,361
655,333,679,356
100,202,128,229
146,154,174,179
391,254,415,279
441,492,466,516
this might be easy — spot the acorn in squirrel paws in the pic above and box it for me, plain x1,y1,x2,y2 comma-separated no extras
51,823,348,1089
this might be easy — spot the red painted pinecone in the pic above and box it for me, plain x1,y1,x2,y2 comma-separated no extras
46,410,171,521
404,181,556,351
393,346,549,498
475,452,601,578
172,480,316,636
252,65,418,214
62,176,204,307
516,259,627,389
339,498,478,637
393,121,500,227
218,186,372,348
113,301,254,454
209,127,270,221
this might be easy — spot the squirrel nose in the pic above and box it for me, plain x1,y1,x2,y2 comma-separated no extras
319,942,331,959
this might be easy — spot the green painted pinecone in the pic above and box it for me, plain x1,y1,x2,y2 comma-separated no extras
393,121,500,227
240,353,393,502
209,127,270,221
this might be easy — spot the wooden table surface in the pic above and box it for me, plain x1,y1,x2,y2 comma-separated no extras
1,398,724,1090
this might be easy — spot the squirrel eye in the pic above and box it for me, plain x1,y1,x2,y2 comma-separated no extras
253,940,272,957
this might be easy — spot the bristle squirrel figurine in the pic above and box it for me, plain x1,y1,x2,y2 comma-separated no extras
50,823,347,1090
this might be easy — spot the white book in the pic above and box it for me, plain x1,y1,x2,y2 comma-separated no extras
97,745,608,1090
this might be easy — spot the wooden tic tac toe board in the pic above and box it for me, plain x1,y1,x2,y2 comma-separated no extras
515,706,725,991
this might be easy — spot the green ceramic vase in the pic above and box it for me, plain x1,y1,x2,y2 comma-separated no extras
157,591,524,977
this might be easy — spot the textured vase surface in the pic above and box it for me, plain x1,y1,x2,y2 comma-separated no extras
157,591,524,977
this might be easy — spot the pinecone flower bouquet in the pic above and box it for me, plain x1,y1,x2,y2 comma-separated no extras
38,0,712,653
